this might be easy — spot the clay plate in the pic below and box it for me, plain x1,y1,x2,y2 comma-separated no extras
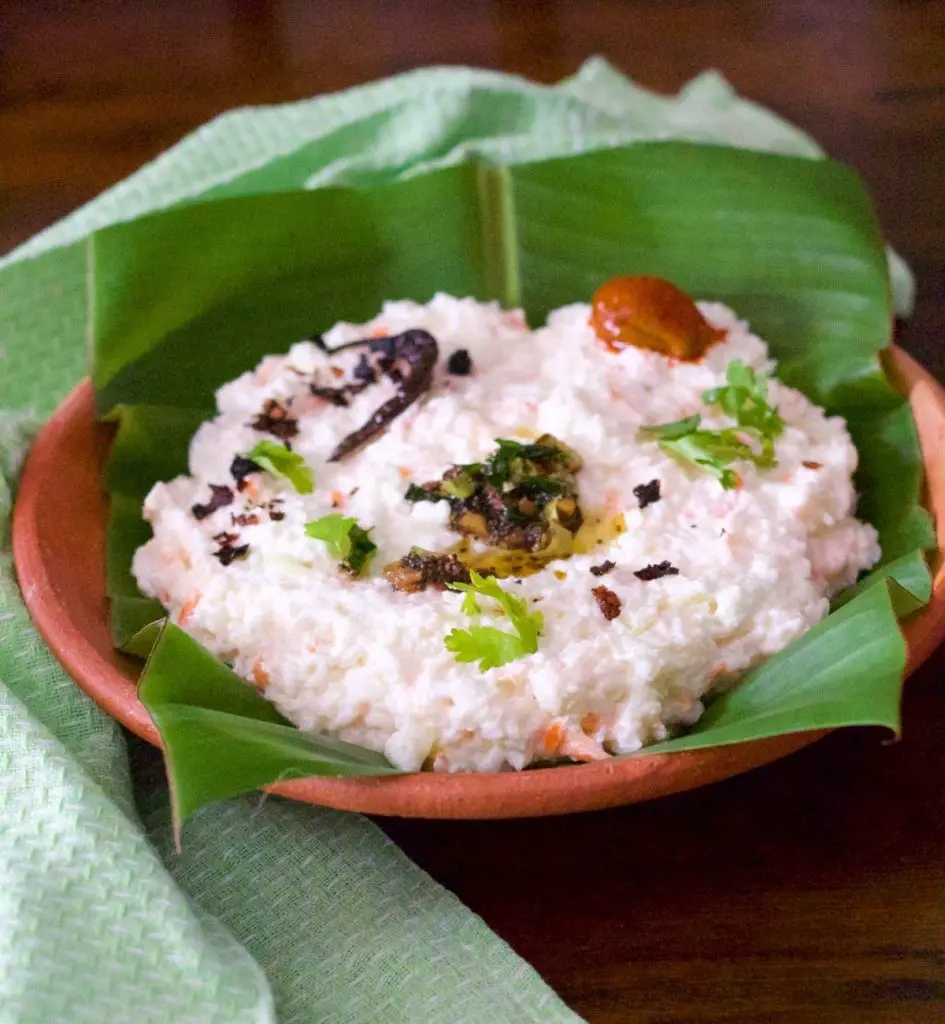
12,348,945,818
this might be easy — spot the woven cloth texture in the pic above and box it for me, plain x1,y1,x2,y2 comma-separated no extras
0,59,901,1023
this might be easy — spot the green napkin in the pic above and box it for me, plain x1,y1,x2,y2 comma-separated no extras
0,59,911,1023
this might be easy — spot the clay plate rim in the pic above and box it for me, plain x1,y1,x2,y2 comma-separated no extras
12,347,945,818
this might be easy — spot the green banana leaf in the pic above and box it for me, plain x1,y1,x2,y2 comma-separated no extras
140,624,398,838
142,556,928,833
90,141,935,826
831,549,932,616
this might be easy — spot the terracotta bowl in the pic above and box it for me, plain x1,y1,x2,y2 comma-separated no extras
13,348,945,818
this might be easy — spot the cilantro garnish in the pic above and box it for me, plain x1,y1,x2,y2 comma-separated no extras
444,570,543,671
243,440,314,494
703,360,784,441
639,419,760,489
305,513,377,575
639,361,784,489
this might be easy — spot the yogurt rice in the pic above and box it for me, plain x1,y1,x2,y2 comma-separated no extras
133,285,880,772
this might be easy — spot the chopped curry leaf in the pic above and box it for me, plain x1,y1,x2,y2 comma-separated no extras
243,439,314,494
444,570,543,671
305,513,377,575
404,483,442,503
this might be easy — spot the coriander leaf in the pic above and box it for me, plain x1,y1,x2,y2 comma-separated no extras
243,439,314,494
703,360,784,440
638,417,757,490
305,513,377,575
638,415,701,441
659,429,756,490
445,625,530,672
445,570,543,671
640,362,785,488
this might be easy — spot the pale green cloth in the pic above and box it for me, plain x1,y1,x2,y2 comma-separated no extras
0,59,909,1023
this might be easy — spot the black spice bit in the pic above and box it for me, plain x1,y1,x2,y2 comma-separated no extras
213,543,250,566
446,348,473,376
191,484,233,521
592,585,622,621
633,560,679,582
383,548,475,593
633,479,661,509
310,383,357,407
232,512,260,527
590,560,615,577
230,455,261,484
325,329,440,462
250,398,299,440
212,528,250,566
255,499,286,522
353,353,378,383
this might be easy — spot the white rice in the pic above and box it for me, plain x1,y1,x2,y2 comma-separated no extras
132,294,880,772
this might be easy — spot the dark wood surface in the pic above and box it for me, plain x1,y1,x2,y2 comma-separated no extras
4,2,944,1021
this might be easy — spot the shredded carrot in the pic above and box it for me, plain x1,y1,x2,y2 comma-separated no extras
560,731,609,762
348,701,370,725
580,712,600,735
177,595,200,625
330,490,345,509
539,721,566,756
370,324,388,338
398,466,412,479
251,656,270,688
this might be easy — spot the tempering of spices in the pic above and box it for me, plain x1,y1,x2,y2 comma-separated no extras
572,511,627,554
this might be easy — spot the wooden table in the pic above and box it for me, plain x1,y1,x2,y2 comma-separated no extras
4,2,944,1021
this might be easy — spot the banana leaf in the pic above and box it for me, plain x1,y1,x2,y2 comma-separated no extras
142,557,927,833
90,141,935,825
139,623,398,838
